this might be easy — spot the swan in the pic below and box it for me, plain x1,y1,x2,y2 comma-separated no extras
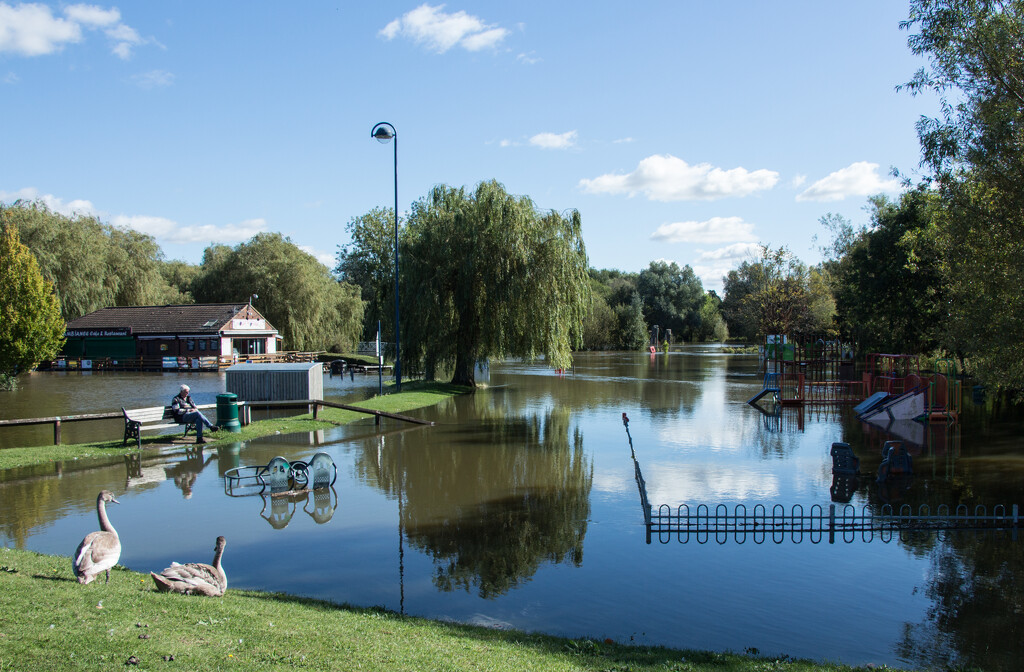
150,536,227,596
72,490,121,584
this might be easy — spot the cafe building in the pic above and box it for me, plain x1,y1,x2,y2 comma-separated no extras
62,303,281,367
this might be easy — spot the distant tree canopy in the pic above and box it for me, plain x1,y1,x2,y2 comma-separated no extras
192,233,364,352
0,219,65,378
400,180,591,386
1,201,183,320
335,207,398,342
637,260,705,342
721,245,835,341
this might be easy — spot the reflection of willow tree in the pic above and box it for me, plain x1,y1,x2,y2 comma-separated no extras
359,406,592,598
897,534,1024,672
0,461,128,548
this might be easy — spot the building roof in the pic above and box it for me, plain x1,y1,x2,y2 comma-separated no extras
66,304,278,336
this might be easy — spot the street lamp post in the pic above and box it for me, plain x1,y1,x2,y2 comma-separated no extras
371,122,401,391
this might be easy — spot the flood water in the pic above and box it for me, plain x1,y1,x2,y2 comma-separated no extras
2,348,1022,671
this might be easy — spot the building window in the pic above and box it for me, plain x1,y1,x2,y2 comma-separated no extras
232,338,265,356
198,339,206,351
187,339,195,351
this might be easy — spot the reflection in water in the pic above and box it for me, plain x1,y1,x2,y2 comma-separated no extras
898,532,1024,672
359,406,593,598
255,487,338,528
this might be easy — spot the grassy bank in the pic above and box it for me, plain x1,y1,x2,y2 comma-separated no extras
0,381,469,472
0,547,903,672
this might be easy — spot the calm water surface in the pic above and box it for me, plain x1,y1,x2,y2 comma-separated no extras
2,348,1022,671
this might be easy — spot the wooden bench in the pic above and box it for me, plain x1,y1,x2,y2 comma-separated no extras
122,404,215,449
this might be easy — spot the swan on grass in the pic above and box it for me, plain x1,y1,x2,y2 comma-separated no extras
72,490,121,584
150,536,227,596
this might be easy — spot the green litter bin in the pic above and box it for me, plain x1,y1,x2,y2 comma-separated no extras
216,393,241,433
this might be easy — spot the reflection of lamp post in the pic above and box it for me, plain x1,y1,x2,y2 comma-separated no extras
371,122,401,391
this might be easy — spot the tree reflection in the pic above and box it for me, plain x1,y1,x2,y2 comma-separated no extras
897,532,1024,672
357,406,592,598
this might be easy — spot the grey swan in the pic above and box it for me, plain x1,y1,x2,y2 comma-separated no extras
150,536,227,596
72,490,121,584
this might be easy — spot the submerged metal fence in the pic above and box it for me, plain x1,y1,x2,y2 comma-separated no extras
645,502,1021,545
623,412,1021,545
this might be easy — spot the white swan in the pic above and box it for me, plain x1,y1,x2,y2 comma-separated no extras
72,490,121,584
150,536,227,597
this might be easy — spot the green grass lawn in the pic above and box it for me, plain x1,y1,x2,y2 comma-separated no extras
0,547,904,672
0,381,469,472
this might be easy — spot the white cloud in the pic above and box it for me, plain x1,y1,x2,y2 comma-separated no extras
529,130,577,150
379,4,508,53
113,215,267,244
131,69,174,89
516,51,540,65
580,154,779,201
298,245,336,269
0,187,97,216
0,2,81,56
3,71,18,84
791,174,806,188
796,161,901,202
0,2,149,59
691,242,763,292
63,4,120,28
612,137,634,144
650,216,756,244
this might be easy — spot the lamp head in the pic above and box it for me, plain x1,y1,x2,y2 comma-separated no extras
371,122,396,144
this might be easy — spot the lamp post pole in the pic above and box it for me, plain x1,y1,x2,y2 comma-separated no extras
372,122,401,391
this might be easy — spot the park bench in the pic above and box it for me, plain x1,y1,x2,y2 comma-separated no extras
122,404,215,449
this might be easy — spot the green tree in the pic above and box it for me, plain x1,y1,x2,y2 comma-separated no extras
0,219,65,379
1,201,184,319
695,291,729,342
614,292,649,350
192,233,364,352
721,261,760,341
723,246,835,340
401,180,591,386
820,190,943,353
335,207,399,341
636,261,705,341
580,286,616,351
901,0,1024,389
159,260,200,304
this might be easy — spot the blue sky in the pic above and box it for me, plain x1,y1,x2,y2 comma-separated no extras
1,1,937,293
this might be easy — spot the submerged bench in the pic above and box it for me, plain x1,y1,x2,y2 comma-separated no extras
122,404,215,449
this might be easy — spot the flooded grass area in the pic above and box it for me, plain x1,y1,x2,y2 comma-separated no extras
2,348,1022,671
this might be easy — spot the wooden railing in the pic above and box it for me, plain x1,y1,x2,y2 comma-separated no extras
0,398,432,447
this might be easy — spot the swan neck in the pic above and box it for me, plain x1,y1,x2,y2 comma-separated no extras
97,499,117,534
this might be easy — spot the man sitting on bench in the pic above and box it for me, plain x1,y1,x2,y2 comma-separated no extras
172,384,219,444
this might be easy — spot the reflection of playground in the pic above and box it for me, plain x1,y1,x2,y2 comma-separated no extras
623,414,1020,545
223,453,339,528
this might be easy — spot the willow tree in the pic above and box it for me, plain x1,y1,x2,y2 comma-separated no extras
402,180,590,387
2,201,183,320
0,220,65,380
192,233,364,352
